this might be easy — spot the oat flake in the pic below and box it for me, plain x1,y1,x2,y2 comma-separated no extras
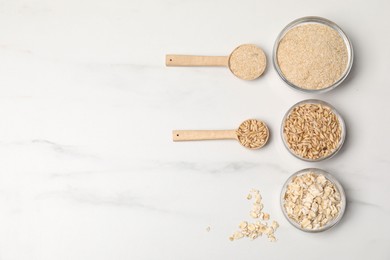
229,189,279,242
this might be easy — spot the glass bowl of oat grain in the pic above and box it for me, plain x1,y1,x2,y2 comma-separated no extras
281,99,346,162
280,168,346,232
273,16,353,93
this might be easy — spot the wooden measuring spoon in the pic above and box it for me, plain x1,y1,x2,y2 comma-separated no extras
166,44,267,80
172,119,269,149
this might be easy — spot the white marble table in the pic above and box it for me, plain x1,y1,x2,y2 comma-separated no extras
1,0,389,259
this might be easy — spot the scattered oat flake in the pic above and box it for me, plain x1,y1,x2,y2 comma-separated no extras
230,189,279,242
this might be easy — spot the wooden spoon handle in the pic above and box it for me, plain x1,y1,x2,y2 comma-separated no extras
166,55,229,67
172,130,237,141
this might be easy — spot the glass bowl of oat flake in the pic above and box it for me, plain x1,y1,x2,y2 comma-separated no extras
273,16,353,93
281,168,346,232
281,99,346,162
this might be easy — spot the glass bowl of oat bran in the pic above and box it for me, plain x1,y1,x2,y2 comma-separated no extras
273,16,353,93
280,168,346,232
281,99,346,162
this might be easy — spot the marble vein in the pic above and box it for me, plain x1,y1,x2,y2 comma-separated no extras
0,139,99,159
35,188,186,216
157,160,289,175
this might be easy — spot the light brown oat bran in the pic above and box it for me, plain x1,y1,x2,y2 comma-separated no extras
229,45,266,80
277,23,348,90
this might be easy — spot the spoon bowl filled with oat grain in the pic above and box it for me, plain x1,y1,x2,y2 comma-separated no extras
173,119,269,150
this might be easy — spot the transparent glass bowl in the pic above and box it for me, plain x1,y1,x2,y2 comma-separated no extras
273,16,354,93
281,99,346,162
280,168,346,232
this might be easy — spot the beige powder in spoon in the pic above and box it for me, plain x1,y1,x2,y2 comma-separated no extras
277,23,348,90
